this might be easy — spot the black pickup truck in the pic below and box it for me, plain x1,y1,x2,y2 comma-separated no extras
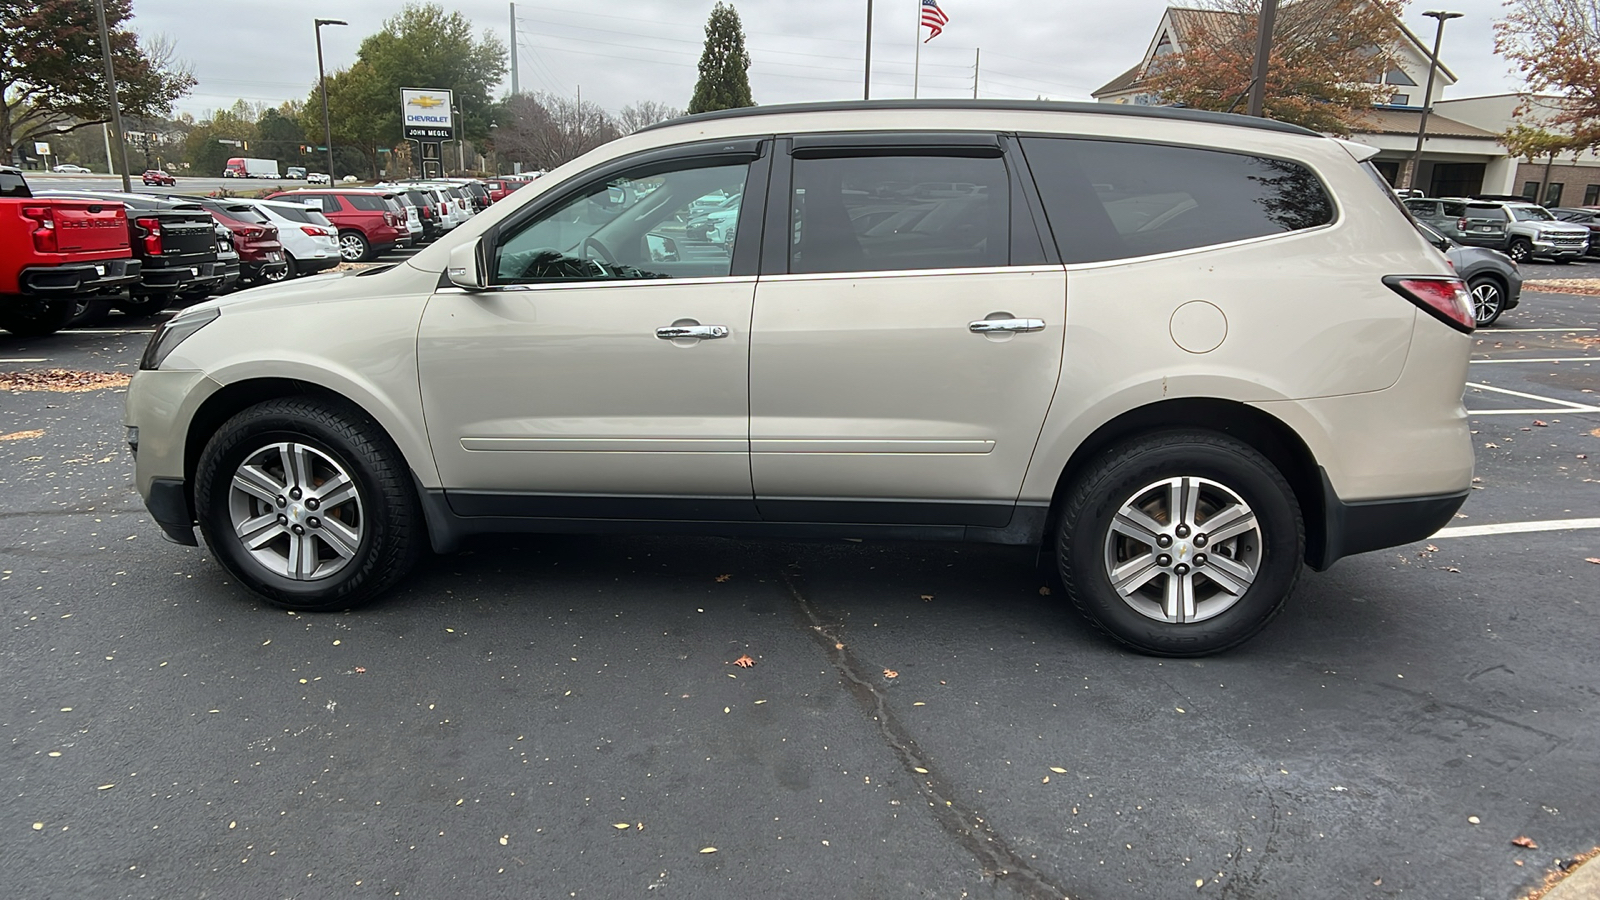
38,191,227,317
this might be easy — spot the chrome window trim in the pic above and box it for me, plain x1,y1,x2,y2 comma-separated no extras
758,264,1063,283
1057,222,1339,272
435,275,759,294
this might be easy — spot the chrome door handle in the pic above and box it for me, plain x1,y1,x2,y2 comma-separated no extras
656,324,729,340
969,318,1045,334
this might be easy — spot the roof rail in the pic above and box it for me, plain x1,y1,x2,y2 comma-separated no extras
639,98,1320,138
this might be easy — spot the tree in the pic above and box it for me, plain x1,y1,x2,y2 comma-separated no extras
0,1,195,165
305,1,507,175
1136,0,1408,134
493,92,619,172
618,101,683,133
688,2,753,114
1496,0,1600,149
1502,123,1574,200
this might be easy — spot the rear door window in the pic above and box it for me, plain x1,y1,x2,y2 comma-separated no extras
343,194,388,212
1019,137,1335,263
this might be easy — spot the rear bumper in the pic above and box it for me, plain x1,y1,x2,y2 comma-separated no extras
1310,469,1467,570
140,260,224,293
19,258,142,296
240,257,289,282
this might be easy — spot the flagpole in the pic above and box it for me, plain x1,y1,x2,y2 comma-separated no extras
913,0,921,98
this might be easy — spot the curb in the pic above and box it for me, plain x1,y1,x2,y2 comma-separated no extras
1542,857,1600,900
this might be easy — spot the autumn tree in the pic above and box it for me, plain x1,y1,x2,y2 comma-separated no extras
688,2,754,114
1496,0,1600,149
493,92,619,172
1137,0,1408,134
0,0,195,165
618,101,683,133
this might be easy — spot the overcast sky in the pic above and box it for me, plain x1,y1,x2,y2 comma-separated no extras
130,0,1526,122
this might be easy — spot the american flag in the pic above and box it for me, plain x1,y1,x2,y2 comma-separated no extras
921,0,948,42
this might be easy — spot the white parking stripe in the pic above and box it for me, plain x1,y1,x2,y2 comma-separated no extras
1434,517,1600,539
1471,357,1598,364
1489,327,1597,332
1466,382,1600,410
0,358,48,363
1467,408,1600,415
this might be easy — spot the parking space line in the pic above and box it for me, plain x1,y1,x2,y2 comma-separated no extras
1433,517,1600,539
1471,358,1598,364
1465,382,1600,412
1490,327,1597,332
0,358,48,363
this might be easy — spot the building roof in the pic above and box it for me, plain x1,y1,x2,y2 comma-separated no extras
1355,108,1498,138
1093,63,1145,99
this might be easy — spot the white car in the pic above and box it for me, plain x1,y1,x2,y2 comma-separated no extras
242,199,342,279
307,173,331,185
51,164,91,173
383,182,469,230
126,100,1475,656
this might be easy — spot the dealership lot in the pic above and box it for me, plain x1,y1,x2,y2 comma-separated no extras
1,285,1595,899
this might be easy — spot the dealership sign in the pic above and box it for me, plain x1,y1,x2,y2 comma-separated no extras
402,88,454,141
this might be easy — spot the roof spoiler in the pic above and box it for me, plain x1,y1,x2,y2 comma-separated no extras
1332,137,1381,163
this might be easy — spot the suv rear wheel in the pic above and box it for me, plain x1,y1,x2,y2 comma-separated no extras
1507,238,1533,263
195,397,422,611
0,298,75,337
338,231,369,262
1468,275,1505,327
1056,431,1302,656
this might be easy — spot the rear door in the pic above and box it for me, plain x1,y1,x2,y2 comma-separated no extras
747,133,1065,526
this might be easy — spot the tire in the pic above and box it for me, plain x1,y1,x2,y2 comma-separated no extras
262,254,291,283
1468,276,1505,327
282,254,298,280
338,231,369,262
0,299,76,337
1056,431,1303,657
194,397,422,611
1507,238,1533,263
68,297,113,328
115,293,174,318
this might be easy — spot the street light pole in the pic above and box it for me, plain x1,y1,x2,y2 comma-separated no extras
1406,10,1462,192
315,18,347,182
1246,0,1279,118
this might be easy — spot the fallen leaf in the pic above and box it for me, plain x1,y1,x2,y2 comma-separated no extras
1042,776,1050,783
1585,558,1600,565
913,767,929,774
883,669,898,679
614,823,631,830
715,574,731,583
0,370,130,393
912,701,925,706
1424,544,1440,553
699,846,717,854
920,594,934,601
0,429,44,441
97,784,114,791
834,642,844,650
732,654,754,668
1197,879,1205,888
1049,766,1067,774
1532,420,1547,427
1445,566,1461,573
499,835,509,845
1468,815,1481,825
1485,443,1499,448
1512,836,1538,849
32,823,43,831
354,666,366,674
1038,586,1052,595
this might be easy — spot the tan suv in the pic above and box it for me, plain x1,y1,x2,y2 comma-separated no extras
125,100,1476,655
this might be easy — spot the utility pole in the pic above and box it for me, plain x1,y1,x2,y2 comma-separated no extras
1406,11,1463,191
863,0,873,100
510,2,519,96
973,47,980,99
315,18,346,182
93,0,131,191
1246,0,1278,118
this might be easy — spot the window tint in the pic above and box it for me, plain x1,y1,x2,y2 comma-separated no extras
1403,199,1435,217
1511,205,1554,222
1020,137,1334,263
344,194,388,212
493,161,747,284
1464,204,1507,222
0,170,27,197
1585,184,1599,206
1441,200,1466,217
788,154,1007,274
270,205,312,224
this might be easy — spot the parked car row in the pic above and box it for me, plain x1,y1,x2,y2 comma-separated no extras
1403,195,1592,262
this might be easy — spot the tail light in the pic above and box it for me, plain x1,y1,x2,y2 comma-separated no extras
1384,276,1474,333
22,206,57,252
1456,217,1468,233
422,205,434,219
135,216,163,255
300,225,325,237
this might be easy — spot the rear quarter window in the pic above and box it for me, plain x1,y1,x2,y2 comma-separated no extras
343,194,388,212
1020,137,1335,264
0,171,28,197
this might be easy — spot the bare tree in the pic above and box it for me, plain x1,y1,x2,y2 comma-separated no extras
617,101,682,134
494,92,619,171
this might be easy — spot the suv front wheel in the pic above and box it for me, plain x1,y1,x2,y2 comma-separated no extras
195,397,422,610
338,231,370,262
1057,431,1303,656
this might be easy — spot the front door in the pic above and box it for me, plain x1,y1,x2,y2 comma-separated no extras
418,147,766,520
749,135,1066,526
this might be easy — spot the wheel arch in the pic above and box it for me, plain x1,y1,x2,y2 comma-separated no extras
1041,398,1327,568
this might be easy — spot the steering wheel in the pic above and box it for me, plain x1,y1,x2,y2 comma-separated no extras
582,236,617,265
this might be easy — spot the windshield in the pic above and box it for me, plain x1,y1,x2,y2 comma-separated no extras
1511,206,1555,221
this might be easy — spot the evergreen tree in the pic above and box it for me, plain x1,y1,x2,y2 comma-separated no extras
688,2,754,114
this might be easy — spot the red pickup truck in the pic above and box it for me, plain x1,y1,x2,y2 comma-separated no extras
1,166,140,336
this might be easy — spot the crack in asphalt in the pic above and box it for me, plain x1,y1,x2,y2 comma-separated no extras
778,562,1078,900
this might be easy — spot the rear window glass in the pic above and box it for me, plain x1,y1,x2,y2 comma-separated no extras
0,171,27,197
269,205,313,224
1020,137,1335,263
1464,205,1507,222
1403,199,1436,216
343,194,388,212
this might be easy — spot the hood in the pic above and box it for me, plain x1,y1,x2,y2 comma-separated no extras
180,264,422,319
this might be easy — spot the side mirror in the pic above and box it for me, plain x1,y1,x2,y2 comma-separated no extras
446,240,486,290
646,232,679,263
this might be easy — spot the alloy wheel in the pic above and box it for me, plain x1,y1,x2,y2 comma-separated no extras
1102,476,1262,624
227,441,364,581
1471,281,1502,326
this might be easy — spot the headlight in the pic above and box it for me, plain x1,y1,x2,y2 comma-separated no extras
139,307,220,370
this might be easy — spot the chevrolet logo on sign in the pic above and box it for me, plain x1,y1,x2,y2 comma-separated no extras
409,95,444,109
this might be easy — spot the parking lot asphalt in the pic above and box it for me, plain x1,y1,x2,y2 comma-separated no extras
1,275,1596,899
